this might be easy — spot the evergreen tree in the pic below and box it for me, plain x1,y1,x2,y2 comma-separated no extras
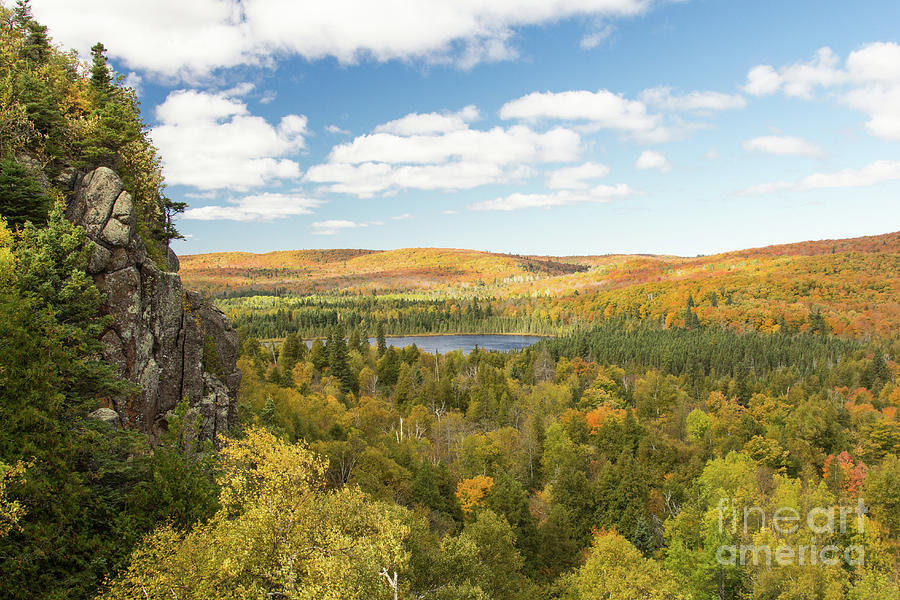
89,42,112,94
0,159,49,229
348,326,362,355
377,321,387,356
280,332,302,371
12,0,32,31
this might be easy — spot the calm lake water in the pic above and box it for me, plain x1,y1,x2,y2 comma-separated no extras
296,334,546,354
368,334,545,354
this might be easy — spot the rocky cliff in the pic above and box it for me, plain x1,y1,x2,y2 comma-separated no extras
66,167,240,442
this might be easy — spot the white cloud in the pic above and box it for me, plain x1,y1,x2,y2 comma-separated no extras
392,213,413,220
743,42,900,141
780,47,845,99
635,150,670,172
307,107,580,197
742,65,782,96
499,87,727,142
442,209,459,215
500,88,660,134
311,219,368,235
182,193,321,221
259,90,278,104
846,42,900,84
743,135,822,157
546,162,610,189
31,0,653,80
741,160,900,195
374,105,479,136
326,124,351,135
704,149,720,160
328,125,580,165
123,72,142,95
845,83,900,141
743,48,844,99
639,86,746,112
151,89,307,190
580,24,615,49
469,184,633,211
305,161,531,198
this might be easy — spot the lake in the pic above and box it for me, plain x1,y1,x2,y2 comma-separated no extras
366,334,545,354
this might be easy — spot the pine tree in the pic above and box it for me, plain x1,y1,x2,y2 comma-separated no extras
13,0,33,31
0,159,49,229
90,42,112,94
376,321,387,356
280,332,302,371
348,326,361,354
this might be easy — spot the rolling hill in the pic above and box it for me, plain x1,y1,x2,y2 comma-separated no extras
179,247,589,296
181,231,900,338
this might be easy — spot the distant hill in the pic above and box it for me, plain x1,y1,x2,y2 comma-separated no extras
179,247,588,296
181,231,900,338
181,231,900,295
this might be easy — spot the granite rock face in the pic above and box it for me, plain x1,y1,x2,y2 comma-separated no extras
68,167,240,443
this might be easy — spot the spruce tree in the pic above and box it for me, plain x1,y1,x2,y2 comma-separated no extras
90,42,112,94
0,159,49,229
376,321,387,356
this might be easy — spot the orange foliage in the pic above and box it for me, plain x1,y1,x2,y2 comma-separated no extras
585,405,625,433
183,231,900,339
456,475,494,516
823,451,868,499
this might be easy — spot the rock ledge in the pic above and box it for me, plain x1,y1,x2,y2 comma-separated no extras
67,167,240,442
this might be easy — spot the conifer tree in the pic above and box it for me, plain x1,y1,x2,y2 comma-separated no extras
90,42,112,94
0,159,49,229
377,321,387,356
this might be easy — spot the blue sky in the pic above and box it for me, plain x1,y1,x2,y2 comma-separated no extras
29,0,900,256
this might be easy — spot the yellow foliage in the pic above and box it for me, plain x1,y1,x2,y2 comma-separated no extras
456,475,494,516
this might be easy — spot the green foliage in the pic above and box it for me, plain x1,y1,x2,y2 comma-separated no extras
102,428,410,600
559,532,683,600
121,400,220,533
202,333,225,378
89,42,112,95
0,158,48,228
0,460,27,538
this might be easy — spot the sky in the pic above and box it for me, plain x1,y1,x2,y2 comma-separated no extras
26,0,900,256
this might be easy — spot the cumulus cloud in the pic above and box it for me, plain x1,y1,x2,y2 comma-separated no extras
742,47,845,99
182,193,321,221
635,150,670,172
326,124,351,135
306,107,580,197
742,42,900,140
742,65,782,96
469,184,633,211
499,88,660,134
740,160,900,195
305,161,530,198
639,86,746,112
374,105,479,136
123,72,143,95
151,89,307,190
311,219,371,235
546,162,610,189
499,86,731,142
328,125,580,165
31,0,653,79
743,135,822,157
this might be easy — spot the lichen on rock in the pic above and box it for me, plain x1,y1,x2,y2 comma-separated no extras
66,167,240,443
